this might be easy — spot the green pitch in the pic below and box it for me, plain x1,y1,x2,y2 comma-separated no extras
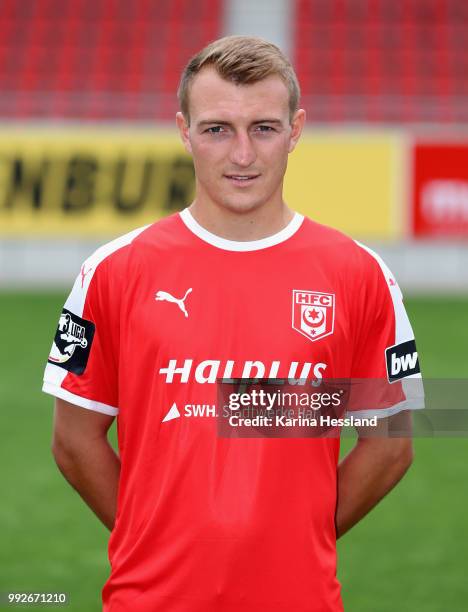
0,292,467,611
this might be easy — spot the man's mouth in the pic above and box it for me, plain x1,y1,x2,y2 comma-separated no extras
224,174,260,185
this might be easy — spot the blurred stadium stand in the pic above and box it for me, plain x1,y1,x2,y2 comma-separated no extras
295,0,468,124
1,0,466,124
0,0,467,291
0,0,222,121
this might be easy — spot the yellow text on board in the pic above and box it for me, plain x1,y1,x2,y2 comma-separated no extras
0,128,404,239
0,128,195,236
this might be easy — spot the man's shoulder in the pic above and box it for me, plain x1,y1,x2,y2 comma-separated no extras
82,212,183,273
299,215,396,284
299,215,369,260
299,215,354,246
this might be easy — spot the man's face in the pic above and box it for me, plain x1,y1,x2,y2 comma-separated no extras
177,67,305,215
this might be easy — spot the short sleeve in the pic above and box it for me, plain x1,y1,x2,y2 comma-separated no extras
42,256,120,416
42,226,150,415
347,242,424,418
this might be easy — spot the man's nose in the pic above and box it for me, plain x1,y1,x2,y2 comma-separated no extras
229,132,257,167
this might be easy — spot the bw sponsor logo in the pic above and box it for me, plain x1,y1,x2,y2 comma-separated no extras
386,339,420,383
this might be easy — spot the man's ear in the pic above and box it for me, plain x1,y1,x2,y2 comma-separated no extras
176,112,192,154
288,108,306,153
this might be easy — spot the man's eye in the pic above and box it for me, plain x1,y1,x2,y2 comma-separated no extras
255,125,275,132
206,126,225,134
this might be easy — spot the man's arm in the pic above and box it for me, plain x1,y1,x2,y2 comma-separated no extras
51,398,120,531
335,411,414,538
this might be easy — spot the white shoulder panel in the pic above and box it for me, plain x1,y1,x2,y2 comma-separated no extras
354,240,414,344
65,224,150,317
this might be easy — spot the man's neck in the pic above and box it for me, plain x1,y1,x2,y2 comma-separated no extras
187,200,295,242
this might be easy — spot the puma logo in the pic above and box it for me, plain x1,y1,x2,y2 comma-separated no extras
80,265,92,288
155,288,192,318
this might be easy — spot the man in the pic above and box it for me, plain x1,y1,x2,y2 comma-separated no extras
43,36,422,611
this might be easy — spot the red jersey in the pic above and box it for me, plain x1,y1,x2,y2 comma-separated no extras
43,209,422,612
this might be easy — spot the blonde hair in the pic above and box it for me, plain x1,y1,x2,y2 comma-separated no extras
177,35,301,123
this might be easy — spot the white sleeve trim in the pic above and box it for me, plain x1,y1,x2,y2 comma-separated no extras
346,397,425,419
42,381,119,416
354,240,414,344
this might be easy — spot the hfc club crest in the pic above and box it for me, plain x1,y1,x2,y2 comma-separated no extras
292,290,335,342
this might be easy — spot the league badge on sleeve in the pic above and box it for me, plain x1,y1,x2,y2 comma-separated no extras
48,309,95,375
292,290,335,342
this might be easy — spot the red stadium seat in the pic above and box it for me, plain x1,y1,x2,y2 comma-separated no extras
0,0,222,120
294,0,468,123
